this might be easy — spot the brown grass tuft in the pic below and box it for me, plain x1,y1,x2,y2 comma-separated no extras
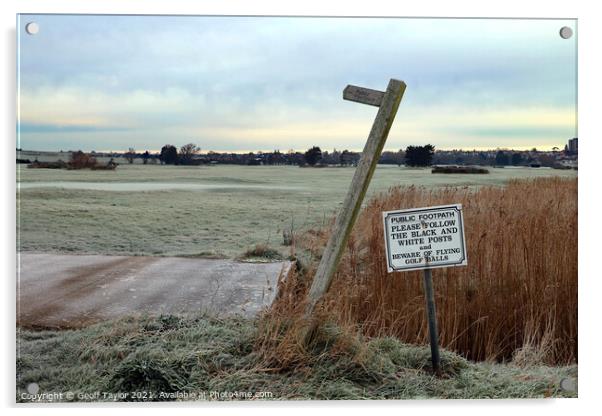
242,244,283,260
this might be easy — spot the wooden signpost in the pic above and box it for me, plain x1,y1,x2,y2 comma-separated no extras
343,85,385,107
301,79,466,375
303,79,406,340
382,204,467,373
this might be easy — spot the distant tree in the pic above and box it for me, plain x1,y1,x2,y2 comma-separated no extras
69,151,97,169
267,150,285,165
245,152,261,166
159,145,178,165
495,150,510,166
379,150,405,165
538,153,557,167
125,148,136,164
405,144,435,167
339,150,360,166
179,143,200,165
511,152,523,166
286,149,304,166
340,150,351,166
304,146,322,166
329,149,341,165
396,149,405,166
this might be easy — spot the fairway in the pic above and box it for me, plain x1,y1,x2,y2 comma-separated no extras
17,164,576,258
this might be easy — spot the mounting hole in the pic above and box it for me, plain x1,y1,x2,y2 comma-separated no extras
559,26,573,39
25,22,39,35
560,377,576,392
26,382,40,394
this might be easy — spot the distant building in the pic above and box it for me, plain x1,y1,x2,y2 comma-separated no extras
567,137,578,154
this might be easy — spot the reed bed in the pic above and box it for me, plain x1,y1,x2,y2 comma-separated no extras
268,177,577,366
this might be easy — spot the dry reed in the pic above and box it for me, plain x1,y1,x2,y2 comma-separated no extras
265,177,577,366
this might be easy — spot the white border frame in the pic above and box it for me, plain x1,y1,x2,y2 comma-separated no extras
3,1,600,416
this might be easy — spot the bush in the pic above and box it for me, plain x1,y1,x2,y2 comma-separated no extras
68,151,98,169
243,244,282,260
432,165,489,174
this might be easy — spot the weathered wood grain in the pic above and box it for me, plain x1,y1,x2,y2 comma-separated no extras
343,85,385,107
304,79,406,329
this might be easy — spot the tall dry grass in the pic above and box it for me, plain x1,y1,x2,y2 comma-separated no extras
266,177,577,366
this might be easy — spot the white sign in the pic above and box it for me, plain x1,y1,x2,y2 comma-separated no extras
382,204,467,272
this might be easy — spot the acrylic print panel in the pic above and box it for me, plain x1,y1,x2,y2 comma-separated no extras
16,15,577,402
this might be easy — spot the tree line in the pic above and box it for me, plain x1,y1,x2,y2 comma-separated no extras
111,143,566,168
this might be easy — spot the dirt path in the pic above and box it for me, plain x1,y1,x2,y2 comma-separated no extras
17,253,291,328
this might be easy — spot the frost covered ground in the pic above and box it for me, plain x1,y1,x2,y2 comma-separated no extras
16,164,576,258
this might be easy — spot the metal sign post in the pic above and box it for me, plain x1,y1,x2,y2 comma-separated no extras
382,204,467,374
302,79,406,342
422,265,441,374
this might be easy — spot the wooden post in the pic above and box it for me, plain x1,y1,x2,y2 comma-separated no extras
303,79,406,338
422,267,441,374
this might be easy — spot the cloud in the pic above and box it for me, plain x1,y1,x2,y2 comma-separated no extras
17,15,577,151
19,122,132,133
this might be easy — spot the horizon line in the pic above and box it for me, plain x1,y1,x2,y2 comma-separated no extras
17,144,573,154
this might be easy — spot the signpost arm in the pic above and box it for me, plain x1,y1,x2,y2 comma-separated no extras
422,267,441,374
303,79,406,326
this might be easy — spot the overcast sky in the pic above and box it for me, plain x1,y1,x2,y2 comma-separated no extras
17,15,577,152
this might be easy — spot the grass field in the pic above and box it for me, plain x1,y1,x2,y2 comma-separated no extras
17,164,577,258
16,314,577,402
